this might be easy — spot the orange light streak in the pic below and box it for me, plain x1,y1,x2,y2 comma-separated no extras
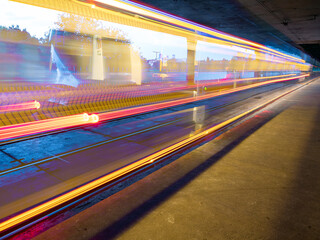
0,75,314,234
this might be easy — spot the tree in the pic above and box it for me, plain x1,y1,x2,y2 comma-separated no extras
0,25,39,44
54,13,128,41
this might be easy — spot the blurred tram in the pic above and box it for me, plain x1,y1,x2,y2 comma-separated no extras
48,28,311,86
0,0,313,126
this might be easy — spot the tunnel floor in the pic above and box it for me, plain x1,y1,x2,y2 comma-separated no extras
31,78,320,240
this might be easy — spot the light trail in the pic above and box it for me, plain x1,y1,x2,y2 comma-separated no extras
92,0,304,63
65,0,308,65
154,73,298,92
0,81,289,177
0,75,314,236
98,74,309,121
0,101,40,113
0,74,309,142
0,113,99,141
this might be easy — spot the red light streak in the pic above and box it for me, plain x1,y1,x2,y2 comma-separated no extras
90,114,99,123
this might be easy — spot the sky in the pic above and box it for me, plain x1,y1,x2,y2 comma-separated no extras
0,0,188,60
0,0,251,61
0,0,60,38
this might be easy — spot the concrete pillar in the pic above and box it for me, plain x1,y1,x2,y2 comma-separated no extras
130,47,142,85
187,39,197,85
91,35,104,80
190,105,205,136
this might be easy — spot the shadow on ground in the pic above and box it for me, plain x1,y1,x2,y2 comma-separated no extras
92,105,289,239
271,101,320,239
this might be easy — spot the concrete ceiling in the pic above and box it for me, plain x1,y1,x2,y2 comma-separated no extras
237,0,320,61
136,0,320,63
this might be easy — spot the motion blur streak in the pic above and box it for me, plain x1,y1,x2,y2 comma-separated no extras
0,74,308,141
0,101,40,113
0,77,313,234
0,0,316,236
93,0,303,63
98,73,309,121
0,113,99,141
0,0,311,129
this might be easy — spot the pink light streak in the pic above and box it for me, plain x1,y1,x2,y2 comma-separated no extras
0,101,40,113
